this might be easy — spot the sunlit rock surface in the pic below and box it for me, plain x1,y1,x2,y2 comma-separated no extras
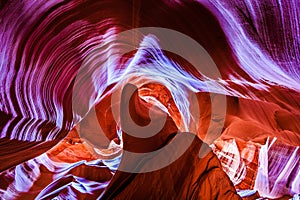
0,0,299,199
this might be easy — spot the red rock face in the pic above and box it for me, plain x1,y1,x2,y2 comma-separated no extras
100,84,240,199
0,0,300,199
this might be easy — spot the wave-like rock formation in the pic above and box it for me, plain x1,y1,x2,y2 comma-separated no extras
0,0,299,199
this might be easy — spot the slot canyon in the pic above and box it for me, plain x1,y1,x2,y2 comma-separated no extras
0,0,299,199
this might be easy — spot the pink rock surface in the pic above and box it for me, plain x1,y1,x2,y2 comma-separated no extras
0,0,299,199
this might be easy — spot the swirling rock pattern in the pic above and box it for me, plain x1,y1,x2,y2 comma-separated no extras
0,0,299,199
